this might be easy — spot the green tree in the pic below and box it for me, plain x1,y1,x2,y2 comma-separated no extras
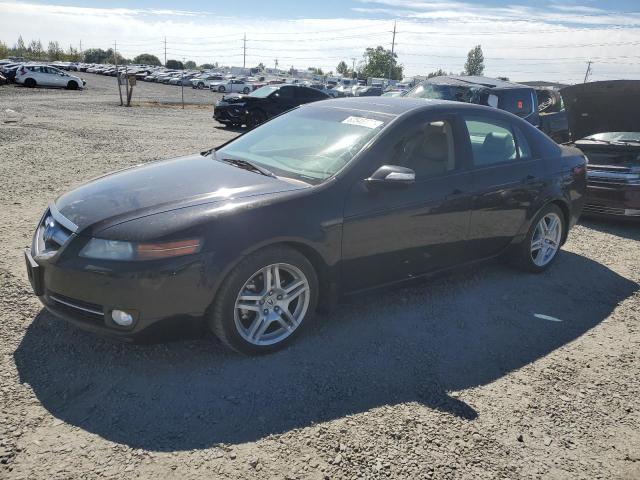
200,63,216,70
0,41,9,59
255,62,265,71
464,45,484,76
307,66,323,75
133,53,162,66
336,60,349,76
184,60,196,69
83,48,111,64
427,68,449,79
66,45,81,62
47,41,63,60
166,59,184,69
360,46,403,80
15,35,25,56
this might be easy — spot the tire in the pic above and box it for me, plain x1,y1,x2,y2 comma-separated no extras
208,245,318,355
513,204,565,273
246,109,267,129
24,78,36,88
197,82,204,89
218,85,226,93
243,87,250,94
67,80,78,90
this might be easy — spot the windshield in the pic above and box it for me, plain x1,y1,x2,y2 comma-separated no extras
216,107,387,185
249,86,279,98
582,132,640,143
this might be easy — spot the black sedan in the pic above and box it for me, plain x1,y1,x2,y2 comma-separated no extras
214,84,329,128
25,98,587,354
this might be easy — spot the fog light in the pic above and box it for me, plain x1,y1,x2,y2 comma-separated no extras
111,310,134,326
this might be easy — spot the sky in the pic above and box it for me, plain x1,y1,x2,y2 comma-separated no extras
1,0,639,83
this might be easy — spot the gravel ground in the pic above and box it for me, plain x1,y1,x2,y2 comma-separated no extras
0,74,639,480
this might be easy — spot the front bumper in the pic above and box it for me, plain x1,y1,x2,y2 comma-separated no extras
583,180,640,218
213,106,245,125
25,247,215,339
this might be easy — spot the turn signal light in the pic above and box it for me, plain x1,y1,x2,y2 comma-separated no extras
136,239,202,260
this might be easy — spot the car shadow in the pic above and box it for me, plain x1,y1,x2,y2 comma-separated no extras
213,125,245,134
579,217,640,241
14,251,638,451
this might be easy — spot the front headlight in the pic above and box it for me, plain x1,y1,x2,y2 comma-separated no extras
80,238,202,261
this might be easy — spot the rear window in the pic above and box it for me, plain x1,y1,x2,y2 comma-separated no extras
498,90,534,118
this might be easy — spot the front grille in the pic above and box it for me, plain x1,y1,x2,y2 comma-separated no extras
49,293,104,324
582,204,626,216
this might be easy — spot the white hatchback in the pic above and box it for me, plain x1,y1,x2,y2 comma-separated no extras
15,65,85,89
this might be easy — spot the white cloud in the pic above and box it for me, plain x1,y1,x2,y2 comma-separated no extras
0,0,639,82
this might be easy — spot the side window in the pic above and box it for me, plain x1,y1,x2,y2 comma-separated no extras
278,86,294,99
390,119,457,179
465,118,517,166
514,126,532,160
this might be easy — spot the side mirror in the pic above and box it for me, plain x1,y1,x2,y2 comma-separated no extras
365,165,415,189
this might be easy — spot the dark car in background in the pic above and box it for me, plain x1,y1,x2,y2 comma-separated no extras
406,76,540,126
562,80,640,219
25,98,586,354
356,86,383,97
213,84,329,128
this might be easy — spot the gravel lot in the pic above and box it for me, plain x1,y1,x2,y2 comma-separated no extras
1,73,639,479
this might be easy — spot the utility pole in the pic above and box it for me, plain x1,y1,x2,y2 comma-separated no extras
163,36,167,67
274,58,278,71
388,20,397,82
583,60,593,83
114,41,123,106
351,57,356,78
243,33,246,69
181,57,185,109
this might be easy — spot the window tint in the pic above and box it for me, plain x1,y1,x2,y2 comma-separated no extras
391,120,457,178
277,86,294,99
514,126,532,160
465,118,517,166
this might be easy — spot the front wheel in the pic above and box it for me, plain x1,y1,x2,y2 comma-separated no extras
246,109,267,129
218,85,226,92
197,82,204,89
243,87,250,94
67,80,78,90
513,204,564,272
24,78,36,88
208,246,318,355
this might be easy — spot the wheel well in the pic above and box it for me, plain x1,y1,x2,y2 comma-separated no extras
282,242,332,307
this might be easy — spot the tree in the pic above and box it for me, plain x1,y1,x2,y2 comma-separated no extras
15,35,25,56
200,63,216,70
360,46,403,80
184,60,196,70
308,67,323,76
336,61,349,76
47,41,63,60
427,68,449,79
133,53,162,66
255,62,265,71
83,48,111,64
66,45,81,62
0,41,8,59
464,45,484,76
166,59,184,69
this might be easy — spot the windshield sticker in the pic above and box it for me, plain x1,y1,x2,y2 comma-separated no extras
342,116,383,129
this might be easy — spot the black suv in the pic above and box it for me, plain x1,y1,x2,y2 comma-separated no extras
214,84,330,128
406,76,540,127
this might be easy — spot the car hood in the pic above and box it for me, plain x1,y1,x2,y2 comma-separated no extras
561,80,640,140
55,154,308,233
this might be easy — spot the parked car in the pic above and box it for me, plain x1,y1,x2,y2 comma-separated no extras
191,74,224,89
214,84,329,128
562,80,640,219
406,76,540,126
356,86,383,97
0,72,7,85
169,74,197,86
210,79,252,94
24,98,586,354
15,65,85,89
381,90,407,97
0,63,21,82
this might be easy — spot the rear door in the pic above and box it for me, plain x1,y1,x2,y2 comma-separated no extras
271,86,298,114
294,87,326,105
464,115,545,257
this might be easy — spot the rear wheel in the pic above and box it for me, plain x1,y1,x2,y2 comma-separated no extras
67,80,78,90
208,246,318,355
197,82,204,89
514,204,564,272
24,78,36,88
218,85,226,93
243,87,250,94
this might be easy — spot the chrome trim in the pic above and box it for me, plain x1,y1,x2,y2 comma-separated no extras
587,170,640,181
50,295,104,316
49,201,78,233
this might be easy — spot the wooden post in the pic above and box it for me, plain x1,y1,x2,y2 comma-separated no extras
114,41,123,106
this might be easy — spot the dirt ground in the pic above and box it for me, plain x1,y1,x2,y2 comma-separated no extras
0,74,639,480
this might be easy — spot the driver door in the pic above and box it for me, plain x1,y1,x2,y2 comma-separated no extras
341,114,473,291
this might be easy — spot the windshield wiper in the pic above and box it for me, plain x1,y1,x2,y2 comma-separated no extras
203,149,276,177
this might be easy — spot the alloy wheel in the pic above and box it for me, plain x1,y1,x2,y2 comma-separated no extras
234,263,310,346
530,212,562,267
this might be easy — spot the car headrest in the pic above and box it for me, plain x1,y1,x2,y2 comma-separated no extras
423,132,449,162
482,132,516,160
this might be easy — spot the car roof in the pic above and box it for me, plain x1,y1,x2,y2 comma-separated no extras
302,96,470,116
426,75,532,90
